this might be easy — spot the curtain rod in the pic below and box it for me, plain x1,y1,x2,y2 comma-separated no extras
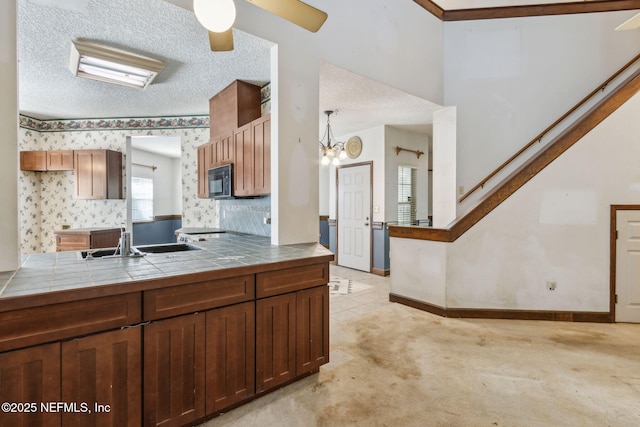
132,162,157,171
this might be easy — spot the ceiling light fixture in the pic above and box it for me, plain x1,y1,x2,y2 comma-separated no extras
68,39,165,89
319,110,347,166
193,0,237,33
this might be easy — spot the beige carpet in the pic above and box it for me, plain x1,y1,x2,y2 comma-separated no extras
204,303,640,426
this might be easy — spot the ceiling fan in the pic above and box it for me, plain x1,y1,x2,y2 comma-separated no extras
615,11,640,31
193,0,328,52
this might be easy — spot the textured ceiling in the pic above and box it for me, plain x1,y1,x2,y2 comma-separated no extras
18,0,273,120
21,0,627,143
18,0,439,142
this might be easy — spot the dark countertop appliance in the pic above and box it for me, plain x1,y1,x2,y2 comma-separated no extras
208,164,232,199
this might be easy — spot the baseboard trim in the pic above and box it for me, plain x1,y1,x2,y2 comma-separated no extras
371,268,390,277
389,293,613,323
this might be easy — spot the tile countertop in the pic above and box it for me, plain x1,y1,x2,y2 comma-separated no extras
0,234,334,304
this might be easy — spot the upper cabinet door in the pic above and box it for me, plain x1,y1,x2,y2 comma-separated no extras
20,150,47,171
209,80,261,140
251,114,271,196
47,150,74,171
74,150,122,200
233,124,252,197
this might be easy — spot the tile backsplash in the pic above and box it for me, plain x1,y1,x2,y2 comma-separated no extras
219,196,271,237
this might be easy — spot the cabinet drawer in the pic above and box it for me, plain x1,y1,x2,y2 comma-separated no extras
256,263,329,298
56,233,90,249
143,274,255,320
0,293,142,352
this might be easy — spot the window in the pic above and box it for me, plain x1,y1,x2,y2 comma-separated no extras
131,177,153,221
398,166,416,225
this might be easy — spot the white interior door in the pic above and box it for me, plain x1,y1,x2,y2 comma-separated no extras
616,209,640,323
337,164,371,272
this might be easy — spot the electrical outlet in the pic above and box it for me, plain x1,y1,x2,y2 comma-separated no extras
547,280,557,291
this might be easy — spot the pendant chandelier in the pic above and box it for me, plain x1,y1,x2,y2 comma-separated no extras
319,110,347,166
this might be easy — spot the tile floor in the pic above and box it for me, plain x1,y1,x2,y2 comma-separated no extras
202,264,640,427
327,264,392,322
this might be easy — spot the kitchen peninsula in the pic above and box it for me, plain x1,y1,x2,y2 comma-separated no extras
0,233,332,426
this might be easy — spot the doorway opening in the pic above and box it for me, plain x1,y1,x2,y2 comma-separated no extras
127,135,183,245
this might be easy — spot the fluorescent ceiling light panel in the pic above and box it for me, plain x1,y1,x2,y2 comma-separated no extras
69,39,165,89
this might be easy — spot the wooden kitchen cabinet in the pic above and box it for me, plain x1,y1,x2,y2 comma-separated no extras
233,123,253,197
1,258,331,426
74,149,122,199
255,262,329,393
61,328,142,427
251,114,271,196
296,285,330,375
219,134,233,164
256,293,297,393
206,302,255,413
20,150,47,171
143,312,206,427
209,80,261,140
0,342,61,427
47,150,74,171
255,287,329,394
232,114,271,197
197,143,211,198
54,228,121,252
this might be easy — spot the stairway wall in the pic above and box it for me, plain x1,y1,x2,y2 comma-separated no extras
443,11,640,201
391,91,640,312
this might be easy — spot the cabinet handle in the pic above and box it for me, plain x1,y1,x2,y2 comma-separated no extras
121,321,151,329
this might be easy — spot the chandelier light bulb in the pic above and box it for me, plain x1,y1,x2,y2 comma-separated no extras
339,148,347,160
332,157,340,166
193,0,236,33
321,154,330,165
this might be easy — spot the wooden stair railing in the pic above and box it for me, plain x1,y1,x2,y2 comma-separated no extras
460,53,640,204
389,67,640,243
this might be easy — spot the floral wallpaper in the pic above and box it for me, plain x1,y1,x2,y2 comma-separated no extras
19,112,272,254
19,115,214,253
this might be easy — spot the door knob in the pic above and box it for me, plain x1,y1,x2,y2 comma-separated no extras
364,222,369,226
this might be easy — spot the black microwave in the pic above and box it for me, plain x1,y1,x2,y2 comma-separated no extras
208,164,233,199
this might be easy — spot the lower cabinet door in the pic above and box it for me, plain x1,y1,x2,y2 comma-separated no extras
144,313,206,427
256,293,296,393
206,302,255,413
0,342,61,427
61,327,142,427
296,286,330,375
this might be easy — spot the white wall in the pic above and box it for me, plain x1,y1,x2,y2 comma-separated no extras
131,148,182,216
444,10,640,199
327,126,385,221
432,107,457,228
392,91,640,312
234,0,443,244
323,125,430,226
384,126,430,223
0,0,19,271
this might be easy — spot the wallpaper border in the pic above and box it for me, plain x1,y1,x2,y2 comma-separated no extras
19,114,209,132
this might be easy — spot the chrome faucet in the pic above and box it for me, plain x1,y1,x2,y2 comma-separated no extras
120,227,132,256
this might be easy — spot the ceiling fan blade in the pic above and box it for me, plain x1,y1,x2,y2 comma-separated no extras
246,0,327,33
209,30,234,51
615,12,640,31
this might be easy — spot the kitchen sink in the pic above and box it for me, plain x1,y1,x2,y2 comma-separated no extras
80,247,144,259
134,243,202,254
